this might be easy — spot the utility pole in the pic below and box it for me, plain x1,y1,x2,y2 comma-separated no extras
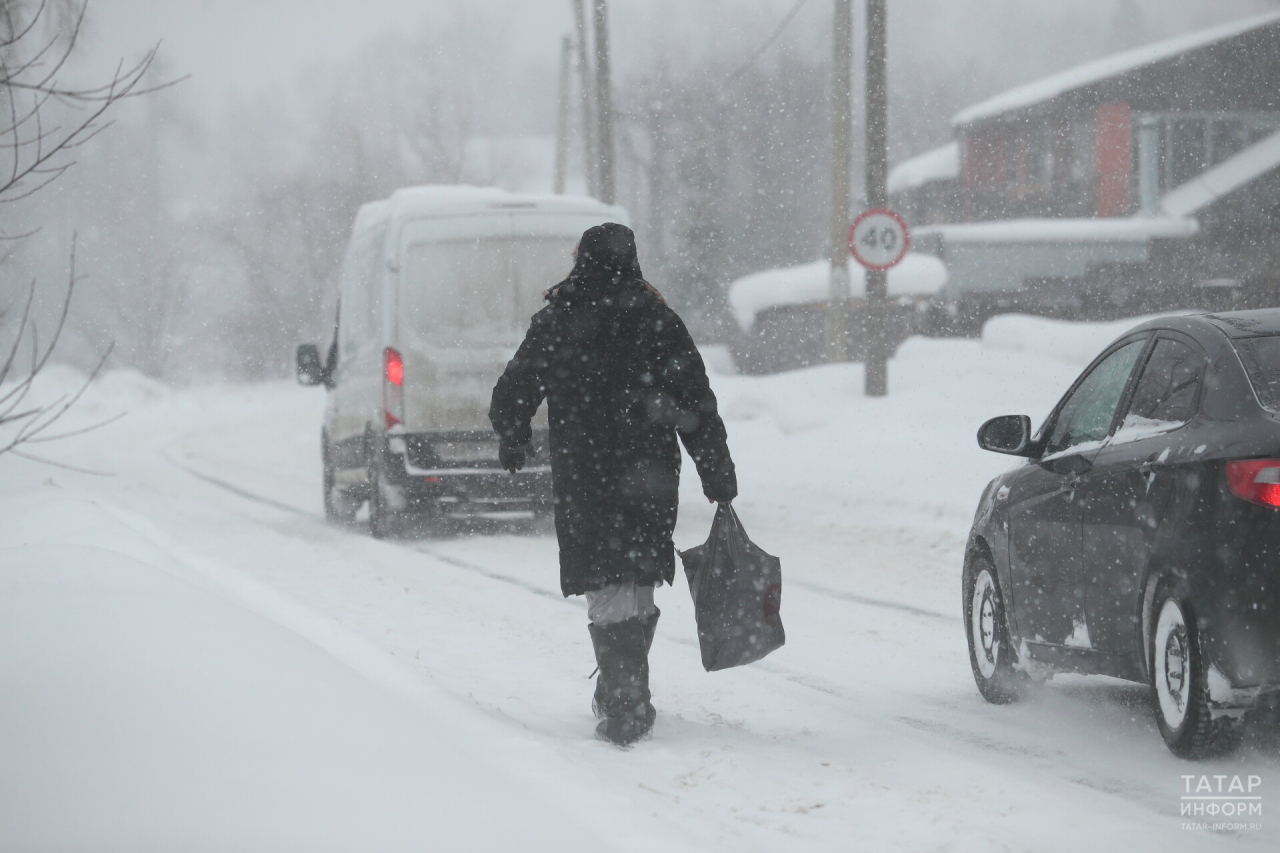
593,0,616,204
825,0,853,363
554,34,572,194
864,0,889,396
571,0,598,197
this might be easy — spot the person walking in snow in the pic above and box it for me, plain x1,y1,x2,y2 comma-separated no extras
490,223,736,746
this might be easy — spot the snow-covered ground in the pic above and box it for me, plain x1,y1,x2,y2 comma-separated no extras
3,316,1277,851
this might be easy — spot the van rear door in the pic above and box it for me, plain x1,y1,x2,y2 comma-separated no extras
394,210,618,435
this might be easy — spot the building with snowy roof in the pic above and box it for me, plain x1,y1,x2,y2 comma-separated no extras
889,11,1280,332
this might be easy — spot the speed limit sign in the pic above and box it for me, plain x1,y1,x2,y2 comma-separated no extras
848,208,910,270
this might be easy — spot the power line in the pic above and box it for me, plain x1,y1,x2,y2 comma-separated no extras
727,0,810,83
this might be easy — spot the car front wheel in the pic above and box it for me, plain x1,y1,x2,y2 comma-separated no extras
1150,577,1241,759
963,554,1025,704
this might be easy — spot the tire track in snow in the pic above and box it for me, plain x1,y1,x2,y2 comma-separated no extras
166,452,953,621
167,451,568,603
788,578,954,621
170,456,313,517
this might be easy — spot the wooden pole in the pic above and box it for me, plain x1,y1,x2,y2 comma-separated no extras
554,34,572,194
825,0,853,363
593,0,616,204
864,0,888,396
571,0,598,197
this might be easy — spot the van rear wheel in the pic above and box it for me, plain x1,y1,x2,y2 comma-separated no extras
322,432,356,524
369,468,400,539
366,428,402,539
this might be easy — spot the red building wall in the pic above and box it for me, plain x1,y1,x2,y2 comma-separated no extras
963,129,1007,188
1095,103,1131,217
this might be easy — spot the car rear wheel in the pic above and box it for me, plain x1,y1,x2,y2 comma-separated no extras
1149,577,1241,759
963,554,1025,704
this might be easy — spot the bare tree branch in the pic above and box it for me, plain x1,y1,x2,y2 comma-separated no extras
0,3,185,207
0,0,174,464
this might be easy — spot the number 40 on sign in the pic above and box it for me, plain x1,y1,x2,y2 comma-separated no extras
848,208,910,271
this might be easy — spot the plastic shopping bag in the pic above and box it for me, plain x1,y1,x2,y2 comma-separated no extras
679,504,784,671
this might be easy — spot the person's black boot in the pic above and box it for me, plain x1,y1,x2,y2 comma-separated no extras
593,608,659,719
588,617,655,746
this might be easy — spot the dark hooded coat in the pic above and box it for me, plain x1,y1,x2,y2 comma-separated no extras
490,223,736,597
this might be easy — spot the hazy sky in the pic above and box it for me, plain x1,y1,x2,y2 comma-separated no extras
85,0,566,101
84,0,1275,115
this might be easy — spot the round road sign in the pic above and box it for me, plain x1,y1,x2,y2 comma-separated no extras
848,208,910,270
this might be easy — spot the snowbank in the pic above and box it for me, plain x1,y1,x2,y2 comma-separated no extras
887,142,959,194
979,313,1175,367
727,255,949,333
986,313,1139,366
915,217,1198,244
0,470,649,853
687,313,1178,535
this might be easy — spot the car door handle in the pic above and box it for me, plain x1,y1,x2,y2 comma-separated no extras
1062,474,1088,493
1139,452,1170,474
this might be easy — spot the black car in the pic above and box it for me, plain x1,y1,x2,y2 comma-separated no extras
966,309,1280,759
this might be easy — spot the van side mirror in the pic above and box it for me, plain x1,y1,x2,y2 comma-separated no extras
977,415,1034,456
296,344,326,386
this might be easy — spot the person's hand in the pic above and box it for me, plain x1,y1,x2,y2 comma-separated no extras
499,442,526,474
703,483,737,504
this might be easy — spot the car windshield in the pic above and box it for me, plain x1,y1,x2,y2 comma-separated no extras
1233,335,1280,413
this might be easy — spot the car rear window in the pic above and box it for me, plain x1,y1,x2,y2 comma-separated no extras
1233,335,1280,412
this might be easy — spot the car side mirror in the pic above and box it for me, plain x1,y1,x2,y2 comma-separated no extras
977,415,1034,456
296,344,325,386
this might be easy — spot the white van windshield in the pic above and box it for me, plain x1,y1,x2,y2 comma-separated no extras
402,236,577,348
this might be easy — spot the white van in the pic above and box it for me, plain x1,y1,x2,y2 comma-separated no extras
297,185,628,535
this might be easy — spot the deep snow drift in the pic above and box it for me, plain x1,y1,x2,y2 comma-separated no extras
2,315,1276,852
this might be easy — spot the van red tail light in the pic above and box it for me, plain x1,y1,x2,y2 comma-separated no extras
384,347,404,387
384,347,404,430
1226,459,1280,507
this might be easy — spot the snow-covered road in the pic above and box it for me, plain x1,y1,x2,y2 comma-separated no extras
3,318,1278,851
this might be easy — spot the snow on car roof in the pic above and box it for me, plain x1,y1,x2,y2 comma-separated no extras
953,11,1280,127
916,217,1199,244
1161,129,1280,217
727,255,948,333
352,185,625,235
888,142,959,195
1203,309,1280,339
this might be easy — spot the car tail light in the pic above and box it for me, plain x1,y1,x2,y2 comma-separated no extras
384,347,404,430
1226,459,1280,507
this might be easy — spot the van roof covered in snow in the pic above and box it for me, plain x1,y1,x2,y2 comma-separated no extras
351,185,626,236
